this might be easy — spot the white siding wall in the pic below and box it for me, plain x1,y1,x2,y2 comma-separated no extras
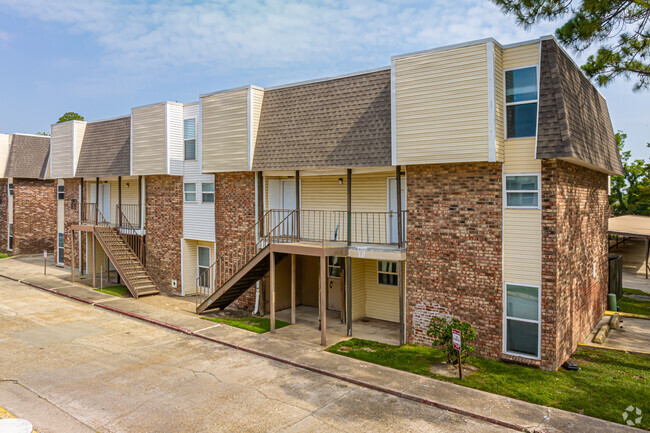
183,103,215,242
167,103,184,176
0,134,10,178
182,239,214,296
74,121,86,174
50,122,75,178
132,103,167,175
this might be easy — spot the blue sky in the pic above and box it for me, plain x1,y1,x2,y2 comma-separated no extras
1,0,648,160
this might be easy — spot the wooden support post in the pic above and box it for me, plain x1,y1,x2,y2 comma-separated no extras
295,170,300,240
138,175,143,229
646,238,649,279
257,172,264,237
270,251,276,333
95,177,99,224
70,230,75,283
118,176,122,227
291,254,296,325
105,254,109,285
347,169,351,245
396,165,403,248
398,260,405,345
346,256,352,337
92,232,96,287
320,254,327,346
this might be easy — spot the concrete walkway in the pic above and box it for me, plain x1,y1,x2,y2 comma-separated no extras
0,255,643,433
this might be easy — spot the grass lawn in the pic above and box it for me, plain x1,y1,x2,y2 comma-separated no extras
619,288,650,316
94,285,130,297
328,338,650,429
0,253,9,259
201,316,291,334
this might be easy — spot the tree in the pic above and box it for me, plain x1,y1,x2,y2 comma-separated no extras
427,317,477,364
57,112,84,123
36,131,50,136
492,0,650,90
610,131,650,215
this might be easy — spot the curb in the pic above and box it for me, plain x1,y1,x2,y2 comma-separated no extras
605,310,650,320
5,275,532,432
578,342,650,357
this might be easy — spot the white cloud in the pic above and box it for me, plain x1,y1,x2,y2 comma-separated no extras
0,29,13,46
0,0,557,76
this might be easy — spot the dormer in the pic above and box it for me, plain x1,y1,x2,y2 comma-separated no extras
50,120,86,178
131,101,184,176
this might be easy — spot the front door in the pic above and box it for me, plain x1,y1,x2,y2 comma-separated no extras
268,179,297,237
388,177,406,244
89,183,111,223
327,256,344,312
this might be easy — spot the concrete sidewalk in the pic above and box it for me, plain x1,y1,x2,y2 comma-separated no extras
0,255,642,433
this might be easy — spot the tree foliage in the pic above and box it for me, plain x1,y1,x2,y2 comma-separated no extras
427,317,477,363
57,112,84,123
36,131,50,136
610,131,650,215
492,0,650,90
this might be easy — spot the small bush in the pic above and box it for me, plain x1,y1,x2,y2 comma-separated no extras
427,317,477,363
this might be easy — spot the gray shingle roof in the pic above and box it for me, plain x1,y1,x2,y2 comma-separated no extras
5,134,51,179
537,39,623,175
252,69,392,170
75,116,131,177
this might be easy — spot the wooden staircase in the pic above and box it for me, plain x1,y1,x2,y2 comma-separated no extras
94,225,159,298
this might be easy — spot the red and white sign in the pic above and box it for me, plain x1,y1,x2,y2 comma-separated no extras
43,250,47,260
452,329,461,351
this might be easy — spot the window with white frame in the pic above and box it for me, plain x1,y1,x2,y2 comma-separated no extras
505,67,537,138
377,261,398,286
8,182,13,196
184,118,196,161
57,184,65,200
8,223,13,250
184,183,196,202
201,182,214,203
198,246,211,289
328,256,343,278
57,232,64,264
505,174,540,208
504,283,540,358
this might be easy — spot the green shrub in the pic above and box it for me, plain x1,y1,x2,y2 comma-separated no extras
427,317,477,363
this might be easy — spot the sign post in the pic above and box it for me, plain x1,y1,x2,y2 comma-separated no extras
452,328,462,380
43,250,47,275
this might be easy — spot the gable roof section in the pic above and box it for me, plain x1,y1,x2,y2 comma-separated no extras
537,39,623,175
5,134,51,179
75,116,131,177
252,69,392,170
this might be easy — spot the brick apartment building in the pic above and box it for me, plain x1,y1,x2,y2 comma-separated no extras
40,35,621,370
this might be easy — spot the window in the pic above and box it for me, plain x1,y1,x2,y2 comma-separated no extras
184,118,196,161
198,246,211,289
505,174,540,208
505,67,537,138
504,283,540,358
201,182,214,203
57,185,65,200
184,183,196,202
378,261,398,286
8,183,13,196
328,256,343,278
8,223,13,250
57,233,64,264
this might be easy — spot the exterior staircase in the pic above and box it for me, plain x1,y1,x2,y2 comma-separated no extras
94,225,159,298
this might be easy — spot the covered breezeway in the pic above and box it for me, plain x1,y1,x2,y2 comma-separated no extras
609,215,650,279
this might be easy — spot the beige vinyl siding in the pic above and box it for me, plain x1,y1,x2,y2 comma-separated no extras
0,134,10,177
202,88,249,172
494,45,505,162
503,43,539,70
395,43,490,164
183,240,214,296
504,139,540,173
364,259,399,323
51,122,74,178
350,258,366,320
86,177,140,223
132,104,167,175
74,121,86,171
503,210,541,285
251,88,264,166
89,235,107,274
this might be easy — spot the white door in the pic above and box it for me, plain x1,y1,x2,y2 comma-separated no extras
388,178,406,244
89,183,111,223
327,256,343,312
268,179,297,238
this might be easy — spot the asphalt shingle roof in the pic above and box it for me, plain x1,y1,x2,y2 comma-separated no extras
252,69,392,170
75,116,131,178
537,39,623,175
5,134,50,179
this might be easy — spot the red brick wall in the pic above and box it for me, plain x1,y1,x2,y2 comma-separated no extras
406,163,503,359
542,160,609,370
63,179,86,270
145,175,183,295
214,172,257,309
13,178,56,255
0,179,7,253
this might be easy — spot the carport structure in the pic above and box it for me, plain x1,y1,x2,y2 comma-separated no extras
608,215,650,279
